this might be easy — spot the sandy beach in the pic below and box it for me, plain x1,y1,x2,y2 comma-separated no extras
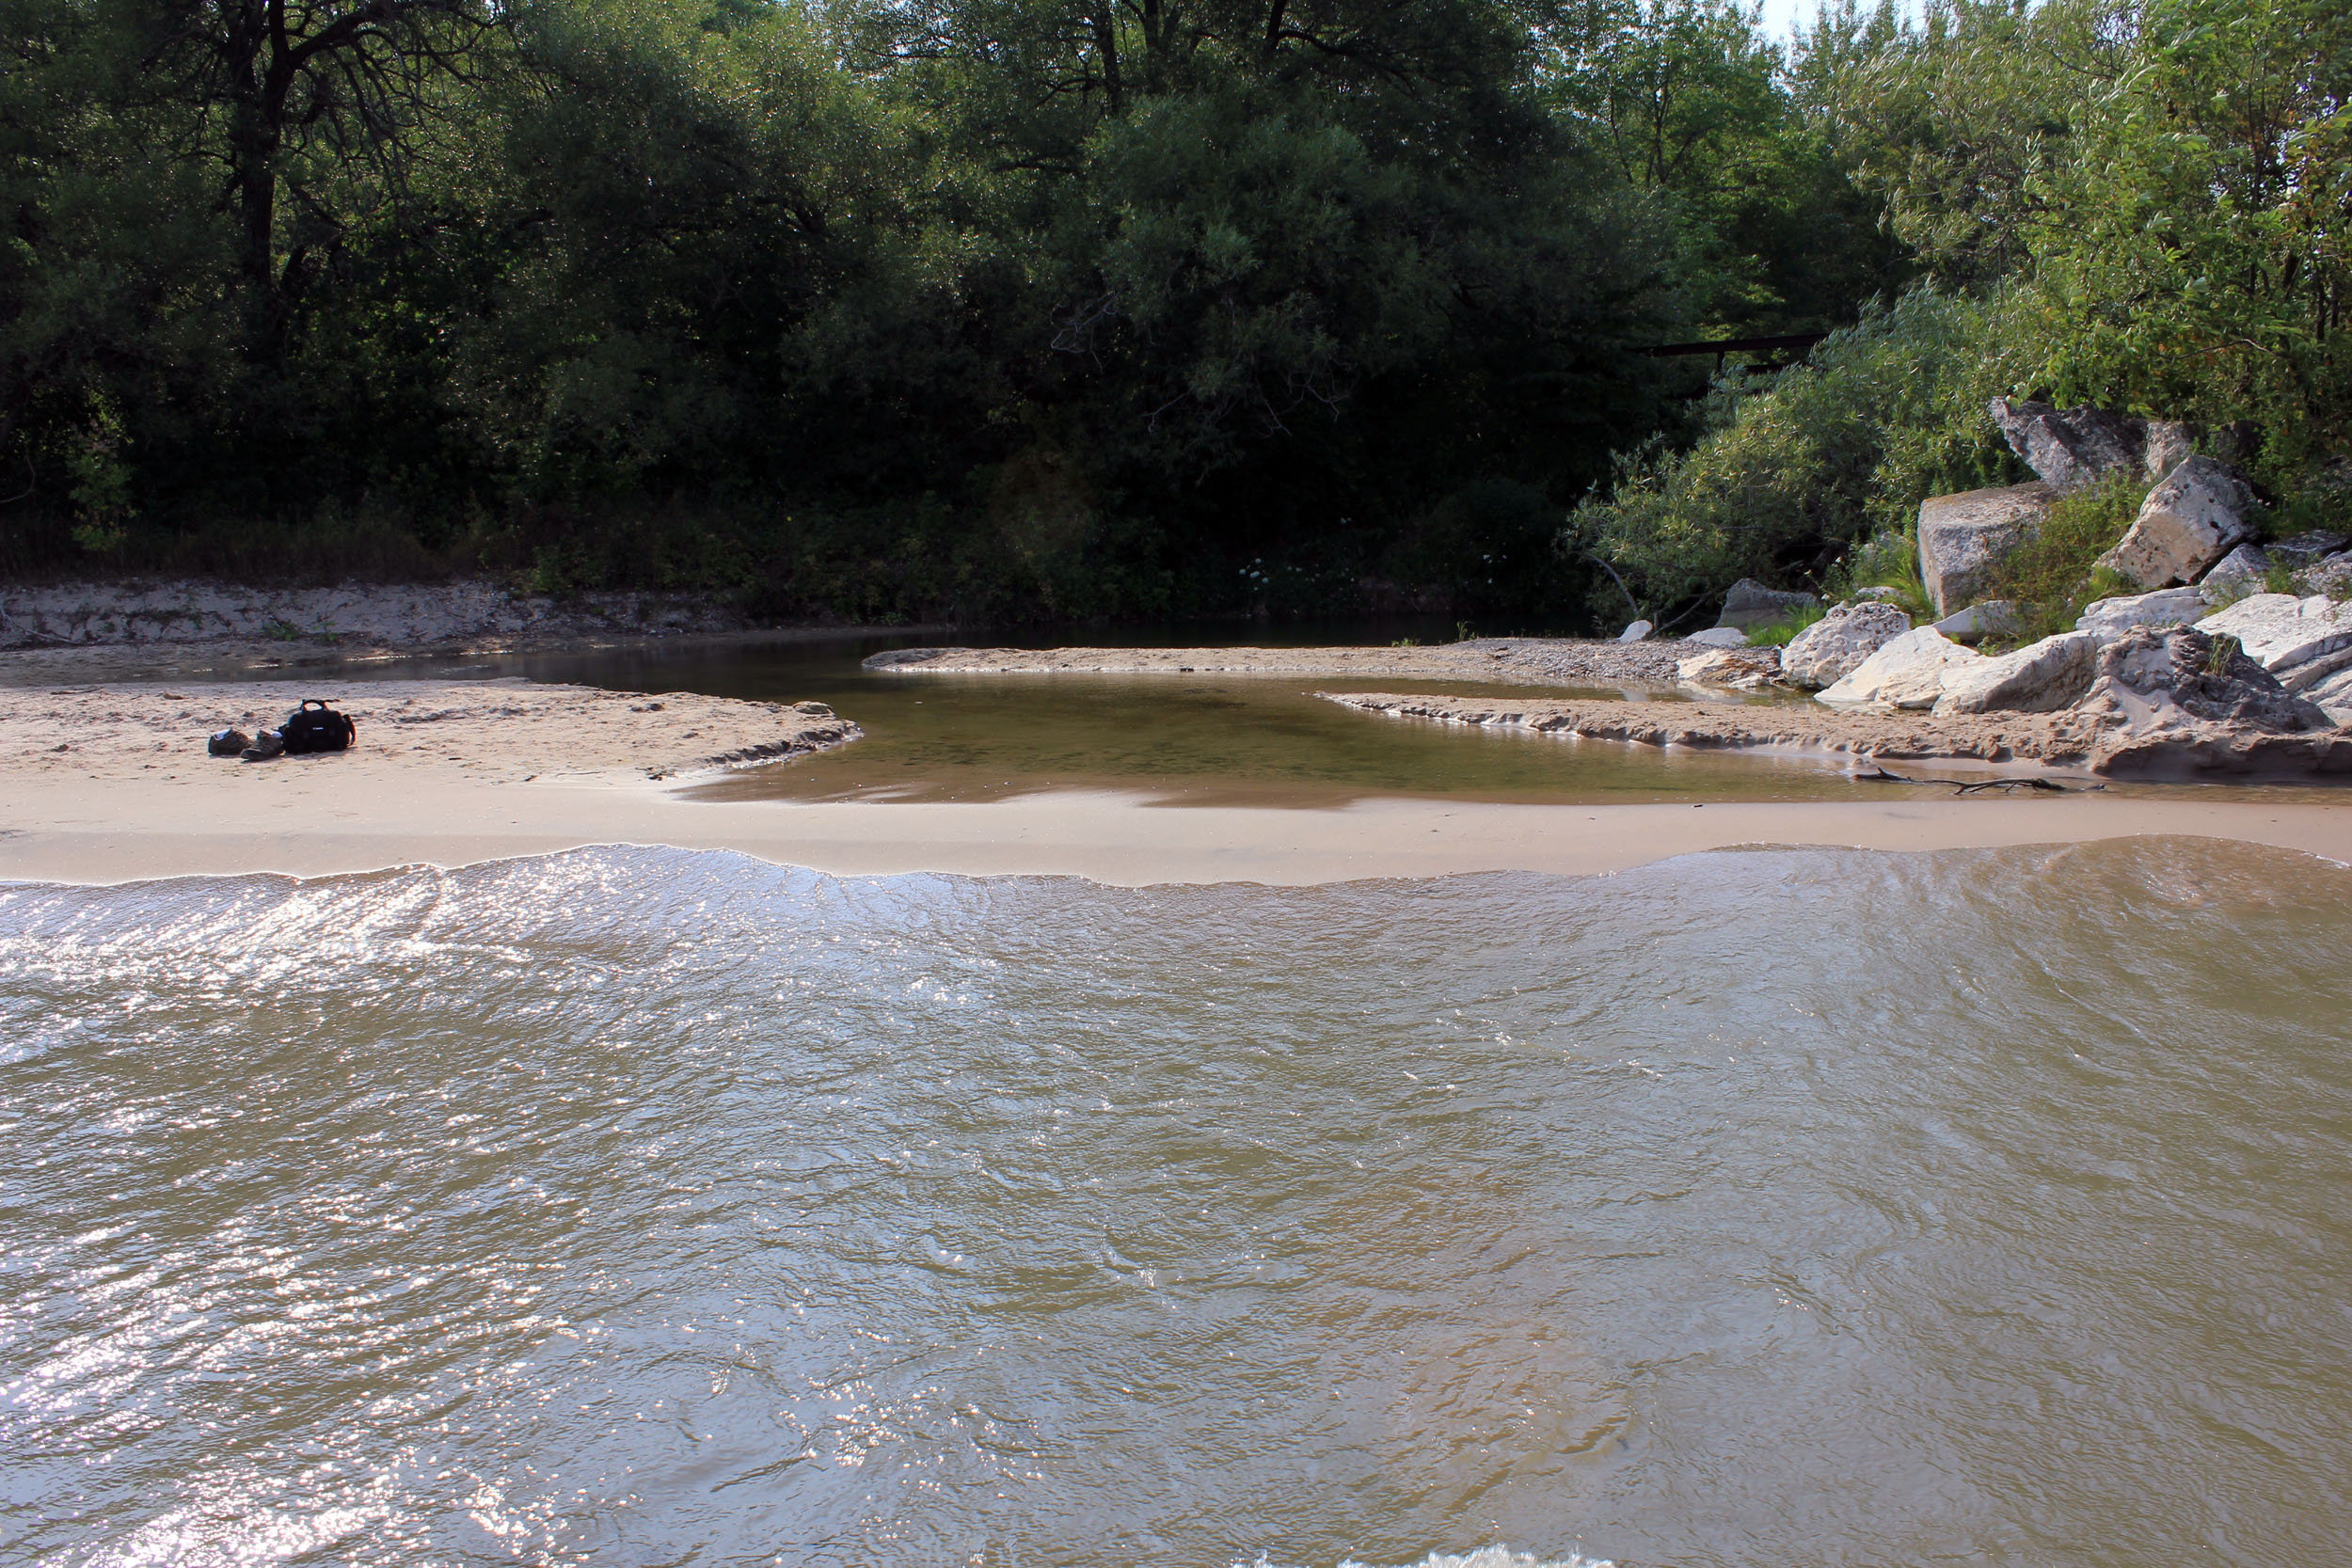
4,670,2351,885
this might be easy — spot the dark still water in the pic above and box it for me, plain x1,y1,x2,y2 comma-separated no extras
6,839,2351,1566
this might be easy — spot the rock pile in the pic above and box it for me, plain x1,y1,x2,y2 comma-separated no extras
1905,403,2352,614
2073,626,2350,777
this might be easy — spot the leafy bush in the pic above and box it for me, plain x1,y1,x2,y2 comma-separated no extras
1569,287,2019,622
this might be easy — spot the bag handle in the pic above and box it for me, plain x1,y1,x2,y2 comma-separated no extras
299,699,330,711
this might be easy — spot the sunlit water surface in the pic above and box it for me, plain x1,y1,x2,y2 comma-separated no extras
5,839,2351,1567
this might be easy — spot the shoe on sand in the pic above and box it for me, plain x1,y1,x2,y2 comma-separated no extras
208,727,251,757
241,729,285,761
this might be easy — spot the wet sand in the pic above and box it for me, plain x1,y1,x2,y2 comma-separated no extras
4,672,2349,886
5,768,2349,886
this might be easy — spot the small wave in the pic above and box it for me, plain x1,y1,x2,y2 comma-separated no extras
1238,1549,1612,1568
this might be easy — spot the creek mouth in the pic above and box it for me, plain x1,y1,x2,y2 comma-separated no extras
197,629,2338,807
5,837,2349,1567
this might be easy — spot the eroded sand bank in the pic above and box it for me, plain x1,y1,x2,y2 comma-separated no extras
3,676,2349,885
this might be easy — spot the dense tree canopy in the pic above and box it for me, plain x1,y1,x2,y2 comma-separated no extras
8,0,2330,627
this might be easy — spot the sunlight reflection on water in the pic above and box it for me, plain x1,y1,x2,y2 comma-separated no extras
4,839,2350,1567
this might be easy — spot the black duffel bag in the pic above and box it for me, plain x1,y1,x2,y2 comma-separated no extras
280,699,357,754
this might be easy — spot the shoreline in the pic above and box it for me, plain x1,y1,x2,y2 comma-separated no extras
5,640,2349,888
864,637,1697,689
6,766,2349,886
1318,689,2090,769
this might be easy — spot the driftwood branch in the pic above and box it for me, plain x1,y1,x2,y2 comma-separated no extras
1856,766,2104,794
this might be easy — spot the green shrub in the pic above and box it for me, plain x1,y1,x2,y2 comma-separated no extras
1983,474,2143,642
1745,604,1827,646
1570,287,2020,622
1823,531,1935,623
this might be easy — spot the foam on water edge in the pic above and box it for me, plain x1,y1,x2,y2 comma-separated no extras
1239,1553,1609,1568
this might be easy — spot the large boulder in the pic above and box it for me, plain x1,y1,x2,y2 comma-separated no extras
1931,631,2101,716
2193,593,2352,674
1780,600,1912,688
1988,398,2153,492
1715,578,1820,632
1930,599,2022,645
1916,483,2055,615
1617,619,1653,642
1817,626,1983,708
2077,587,2209,641
1680,626,1750,648
2099,455,2256,588
2072,626,2351,777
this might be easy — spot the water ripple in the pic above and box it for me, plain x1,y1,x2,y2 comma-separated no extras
2,840,2349,1566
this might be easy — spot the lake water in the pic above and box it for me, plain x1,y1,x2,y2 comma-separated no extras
7,836,2351,1566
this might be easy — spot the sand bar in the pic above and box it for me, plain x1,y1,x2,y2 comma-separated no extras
866,637,1694,688
4,678,2350,884
1321,689,2086,766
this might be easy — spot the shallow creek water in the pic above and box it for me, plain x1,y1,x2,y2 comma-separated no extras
7,837,2352,1566
472,631,1868,807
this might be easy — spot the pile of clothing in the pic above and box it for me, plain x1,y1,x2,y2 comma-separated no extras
208,699,357,761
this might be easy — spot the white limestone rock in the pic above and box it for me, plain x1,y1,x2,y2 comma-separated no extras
1617,619,1654,642
1817,626,1984,709
1931,599,2023,645
2199,542,2274,598
1677,646,1783,689
2074,626,2350,778
1916,483,2055,615
2194,593,2352,674
1988,399,2151,492
1780,600,1912,689
2305,554,2352,597
2100,456,2257,588
2078,587,2209,641
2142,420,2199,482
1931,631,2101,716
2303,662,2352,721
1680,626,1751,648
